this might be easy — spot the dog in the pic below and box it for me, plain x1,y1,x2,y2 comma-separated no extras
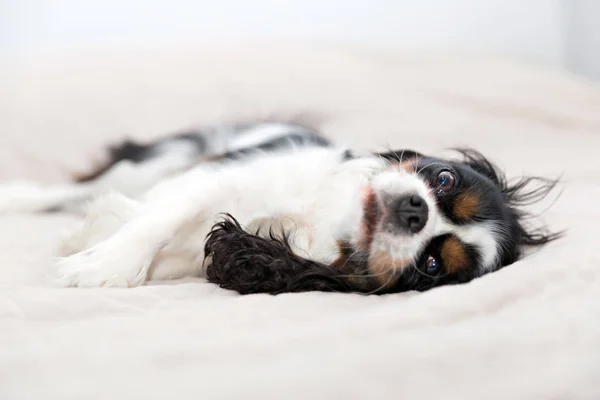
0,121,560,294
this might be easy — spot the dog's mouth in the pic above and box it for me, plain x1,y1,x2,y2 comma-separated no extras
358,187,426,291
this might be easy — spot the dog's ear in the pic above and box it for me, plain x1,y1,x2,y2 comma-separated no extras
204,214,359,295
375,149,425,163
450,148,563,254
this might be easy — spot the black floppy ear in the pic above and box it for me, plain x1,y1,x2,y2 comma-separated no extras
450,148,563,251
204,214,358,295
375,149,425,163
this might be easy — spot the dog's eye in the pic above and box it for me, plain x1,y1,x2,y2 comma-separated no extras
425,256,440,275
436,171,456,193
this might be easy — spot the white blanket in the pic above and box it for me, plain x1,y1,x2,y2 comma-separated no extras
1,44,599,400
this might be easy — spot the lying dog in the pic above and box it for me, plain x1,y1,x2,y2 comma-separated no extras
0,122,559,294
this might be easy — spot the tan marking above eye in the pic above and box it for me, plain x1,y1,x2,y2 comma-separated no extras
440,237,470,273
453,191,480,219
395,160,416,174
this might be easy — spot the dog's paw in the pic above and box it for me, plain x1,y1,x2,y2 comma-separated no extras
59,192,142,257
53,242,153,288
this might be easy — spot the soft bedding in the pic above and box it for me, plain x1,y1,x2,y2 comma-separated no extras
1,43,599,399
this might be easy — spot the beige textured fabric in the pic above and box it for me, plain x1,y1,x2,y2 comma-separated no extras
1,43,599,400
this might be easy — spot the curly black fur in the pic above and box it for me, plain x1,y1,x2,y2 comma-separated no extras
204,215,361,295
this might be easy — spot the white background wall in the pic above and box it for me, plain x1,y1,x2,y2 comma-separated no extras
564,1,600,80
1,0,598,79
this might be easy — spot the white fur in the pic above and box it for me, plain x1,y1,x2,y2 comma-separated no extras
0,181,93,213
53,147,380,287
0,143,201,214
227,123,307,151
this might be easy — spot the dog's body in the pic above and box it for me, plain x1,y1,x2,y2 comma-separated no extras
0,122,558,294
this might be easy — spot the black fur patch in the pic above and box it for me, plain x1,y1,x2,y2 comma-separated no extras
341,149,354,161
75,132,206,182
216,132,331,161
204,215,359,295
450,148,563,263
75,126,329,183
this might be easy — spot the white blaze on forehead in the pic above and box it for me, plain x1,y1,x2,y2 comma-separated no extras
369,170,439,261
371,170,432,202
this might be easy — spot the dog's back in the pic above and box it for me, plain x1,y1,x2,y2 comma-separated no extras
0,122,331,214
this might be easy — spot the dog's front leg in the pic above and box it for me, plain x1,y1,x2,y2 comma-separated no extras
54,167,222,288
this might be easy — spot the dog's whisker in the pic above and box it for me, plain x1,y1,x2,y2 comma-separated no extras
416,161,449,175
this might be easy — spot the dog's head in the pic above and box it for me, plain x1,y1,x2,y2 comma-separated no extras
352,148,560,292
205,149,560,295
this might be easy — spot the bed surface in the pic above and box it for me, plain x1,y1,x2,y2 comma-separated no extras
1,44,599,399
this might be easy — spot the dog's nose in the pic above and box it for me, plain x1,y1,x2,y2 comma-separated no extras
392,194,429,233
